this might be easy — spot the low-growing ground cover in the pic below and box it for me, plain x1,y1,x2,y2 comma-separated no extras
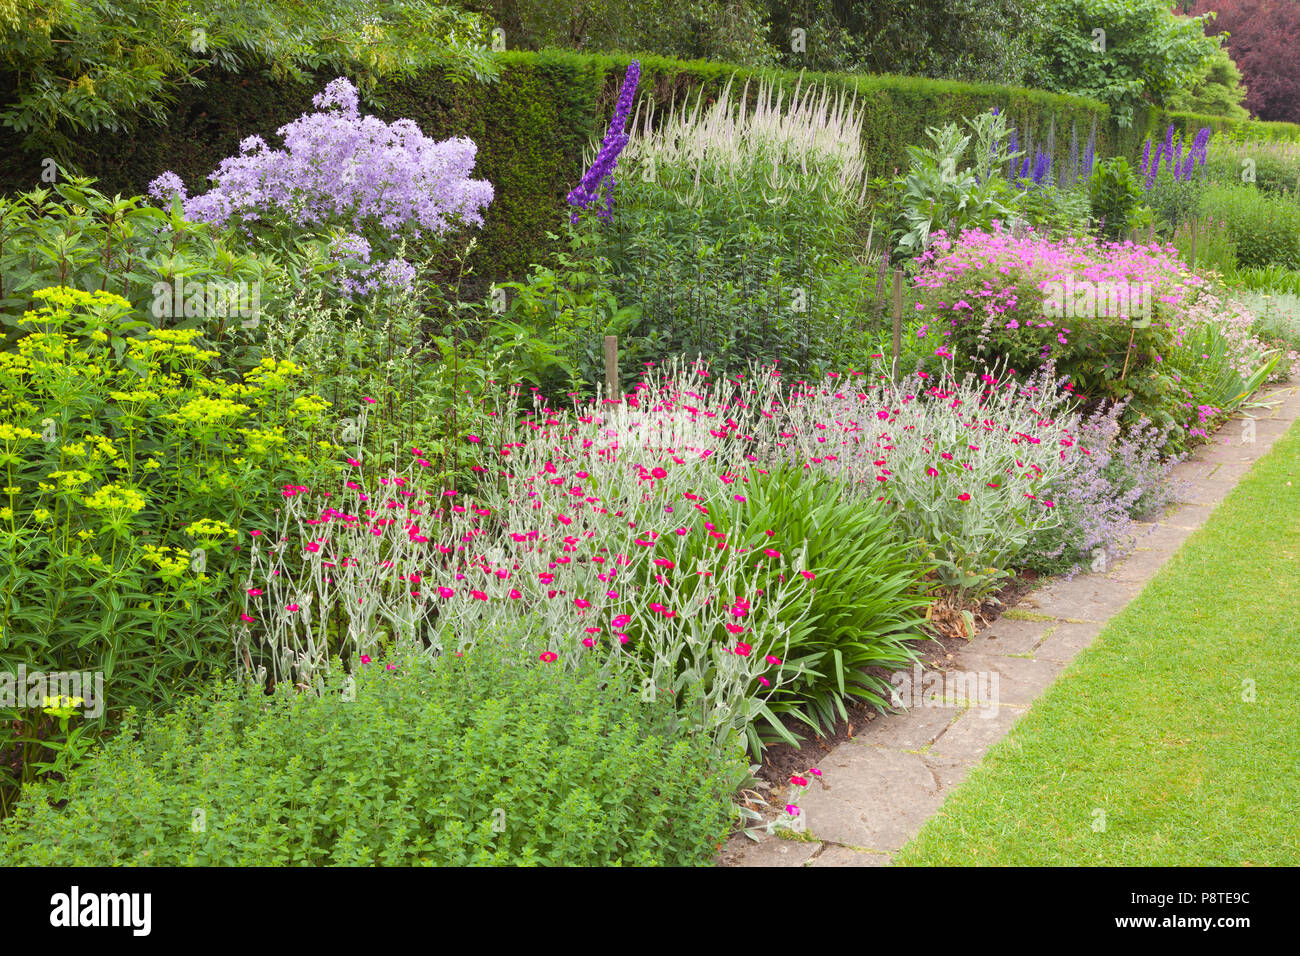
0,642,741,866
895,418,1300,865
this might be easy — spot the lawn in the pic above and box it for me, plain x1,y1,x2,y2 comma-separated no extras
896,417,1300,866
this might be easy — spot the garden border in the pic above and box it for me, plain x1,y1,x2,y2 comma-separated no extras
719,383,1300,866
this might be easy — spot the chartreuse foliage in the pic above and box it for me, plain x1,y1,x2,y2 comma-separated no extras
0,286,340,809
0,643,743,866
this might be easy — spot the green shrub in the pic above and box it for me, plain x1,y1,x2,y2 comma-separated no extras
1230,266,1300,296
597,77,877,376
0,178,282,353
0,644,742,866
1200,183,1300,270
1229,289,1300,354
0,286,339,807
1089,157,1147,239
1203,138,1300,196
1016,184,1092,238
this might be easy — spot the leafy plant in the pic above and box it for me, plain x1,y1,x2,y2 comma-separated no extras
1200,182,1300,270
0,643,744,865
1089,156,1146,240
0,286,340,809
890,110,1024,257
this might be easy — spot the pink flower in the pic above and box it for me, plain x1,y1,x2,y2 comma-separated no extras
790,775,808,787
509,589,522,600
286,604,300,612
539,651,558,663
763,548,780,559
734,642,752,657
810,768,821,777
957,493,971,502
437,586,455,598
800,570,815,580
611,614,632,628
765,655,782,666
785,805,800,817
239,613,255,623
247,588,263,596
360,655,372,665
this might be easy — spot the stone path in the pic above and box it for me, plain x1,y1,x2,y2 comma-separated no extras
719,384,1300,867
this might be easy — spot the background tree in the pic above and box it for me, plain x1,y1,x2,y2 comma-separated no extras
1029,0,1220,126
1166,43,1250,119
761,0,1047,84
461,0,775,66
0,0,498,161
1190,0,1300,123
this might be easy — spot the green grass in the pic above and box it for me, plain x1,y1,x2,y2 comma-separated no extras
897,418,1300,866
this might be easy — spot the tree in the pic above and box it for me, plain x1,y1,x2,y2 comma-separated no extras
0,1,499,161
1166,43,1250,118
462,0,775,66
1031,0,1220,126
1189,0,1300,123
760,0,1048,85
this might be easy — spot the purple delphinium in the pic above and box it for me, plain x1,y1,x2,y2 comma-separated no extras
567,60,641,224
1082,119,1097,181
1144,142,1164,189
1007,128,1021,180
1031,148,1051,185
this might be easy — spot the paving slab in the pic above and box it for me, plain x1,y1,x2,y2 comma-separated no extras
810,845,893,867
1172,478,1235,507
798,747,947,852
928,703,1027,761
963,615,1049,656
1016,575,1141,623
1161,502,1215,530
1033,621,1104,663
938,652,1064,707
717,832,820,867
1103,546,1174,584
920,752,976,791
859,704,962,751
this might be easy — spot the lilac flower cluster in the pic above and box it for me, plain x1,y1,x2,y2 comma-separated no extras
326,232,416,299
1140,124,1212,188
566,61,640,224
148,78,493,238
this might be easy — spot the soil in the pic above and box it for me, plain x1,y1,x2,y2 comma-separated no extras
751,569,1039,793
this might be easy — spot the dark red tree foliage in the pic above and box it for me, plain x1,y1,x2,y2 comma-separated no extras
1188,0,1300,122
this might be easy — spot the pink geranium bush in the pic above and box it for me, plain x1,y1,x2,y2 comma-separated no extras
913,225,1210,452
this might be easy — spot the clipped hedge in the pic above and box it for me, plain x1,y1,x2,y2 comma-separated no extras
2,49,1295,286
0,644,743,866
0,50,1112,285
